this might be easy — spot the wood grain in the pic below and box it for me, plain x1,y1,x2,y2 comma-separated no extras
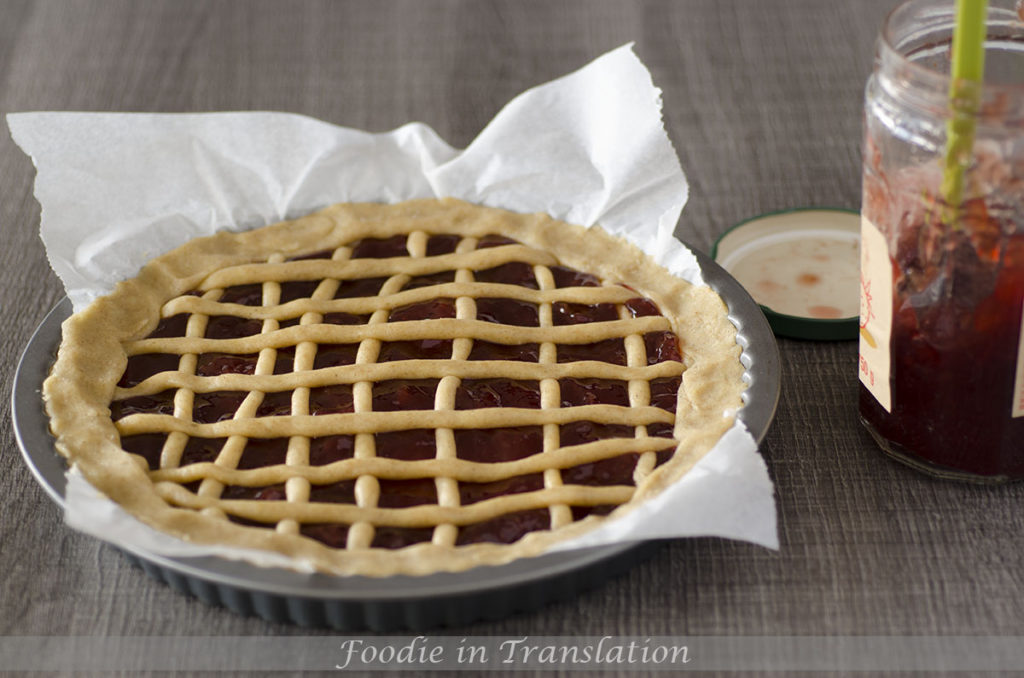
2,1,1022,674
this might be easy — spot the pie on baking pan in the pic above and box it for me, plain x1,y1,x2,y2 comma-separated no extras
44,198,744,576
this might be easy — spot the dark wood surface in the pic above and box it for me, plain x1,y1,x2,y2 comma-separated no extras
2,0,1022,674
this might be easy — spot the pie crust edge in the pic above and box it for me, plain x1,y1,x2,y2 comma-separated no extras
43,198,746,577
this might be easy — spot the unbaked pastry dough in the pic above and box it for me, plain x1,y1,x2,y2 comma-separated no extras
44,198,744,576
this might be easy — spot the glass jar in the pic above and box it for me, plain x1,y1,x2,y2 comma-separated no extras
859,0,1024,482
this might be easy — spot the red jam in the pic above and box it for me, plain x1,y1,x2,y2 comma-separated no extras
861,155,1024,480
113,233,684,547
860,228,1024,479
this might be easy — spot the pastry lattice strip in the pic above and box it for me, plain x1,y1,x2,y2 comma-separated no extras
123,316,671,357
118,405,675,438
149,437,678,486
160,281,641,320
114,360,684,399
427,232,480,547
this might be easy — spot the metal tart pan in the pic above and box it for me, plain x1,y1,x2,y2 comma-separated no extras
12,246,779,631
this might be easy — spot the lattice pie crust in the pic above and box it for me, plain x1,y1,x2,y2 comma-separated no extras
44,199,744,576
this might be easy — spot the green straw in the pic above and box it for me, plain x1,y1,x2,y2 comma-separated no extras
941,0,988,222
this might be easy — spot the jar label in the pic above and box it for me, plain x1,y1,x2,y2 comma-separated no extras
1014,300,1024,418
859,216,892,411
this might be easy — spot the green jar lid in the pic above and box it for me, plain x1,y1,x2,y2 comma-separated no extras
711,208,860,341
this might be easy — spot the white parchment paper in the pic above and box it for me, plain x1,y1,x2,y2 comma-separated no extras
9,44,778,571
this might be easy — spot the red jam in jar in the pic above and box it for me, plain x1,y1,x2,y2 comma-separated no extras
859,198,1024,480
859,0,1024,482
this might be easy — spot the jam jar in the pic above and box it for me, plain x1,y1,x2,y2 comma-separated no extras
859,0,1024,482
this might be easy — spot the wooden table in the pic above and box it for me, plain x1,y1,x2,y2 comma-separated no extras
2,1,1022,674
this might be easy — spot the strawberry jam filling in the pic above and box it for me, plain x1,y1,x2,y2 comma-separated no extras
113,233,683,548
